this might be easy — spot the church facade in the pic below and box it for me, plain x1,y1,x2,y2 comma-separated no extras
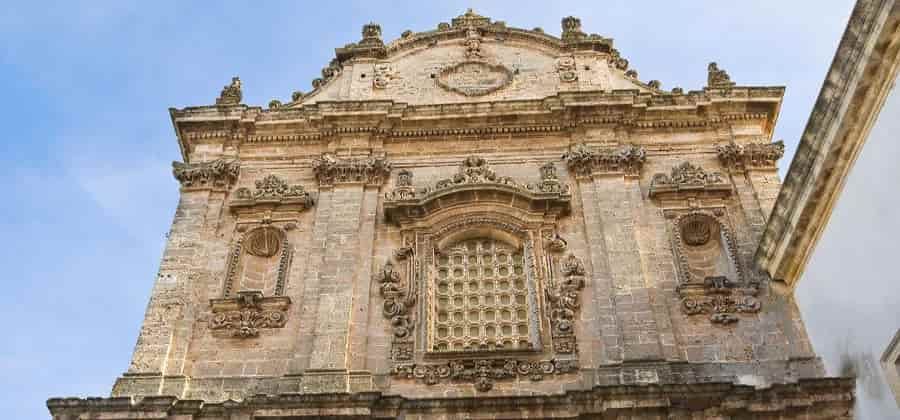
48,10,857,419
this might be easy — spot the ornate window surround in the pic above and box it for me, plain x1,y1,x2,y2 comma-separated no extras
380,157,584,391
208,173,315,338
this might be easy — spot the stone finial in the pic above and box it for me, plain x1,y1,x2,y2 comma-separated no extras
707,62,736,88
452,8,491,28
216,77,242,105
361,22,383,44
561,16,585,41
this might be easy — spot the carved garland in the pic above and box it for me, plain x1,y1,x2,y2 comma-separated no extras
392,358,577,392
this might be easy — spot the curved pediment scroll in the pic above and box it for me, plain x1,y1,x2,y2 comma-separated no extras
383,157,571,225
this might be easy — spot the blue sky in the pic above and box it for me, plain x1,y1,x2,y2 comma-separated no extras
4,1,888,418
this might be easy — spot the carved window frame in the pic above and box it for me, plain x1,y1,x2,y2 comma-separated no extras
379,158,584,390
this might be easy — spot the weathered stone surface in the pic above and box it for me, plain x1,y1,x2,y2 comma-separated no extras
52,7,860,419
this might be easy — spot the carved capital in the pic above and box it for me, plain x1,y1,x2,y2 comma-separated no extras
391,358,577,391
649,162,731,198
172,159,239,190
311,153,392,188
561,143,646,178
209,291,291,338
230,174,315,211
716,141,785,171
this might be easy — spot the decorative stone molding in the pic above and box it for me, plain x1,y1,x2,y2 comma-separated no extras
556,56,577,82
311,153,392,188
436,62,513,97
678,278,761,325
561,143,646,177
716,140,785,171
649,162,731,198
452,8,491,28
230,174,315,211
209,291,290,338
392,358,577,391
172,159,239,190
383,157,571,224
463,27,484,60
372,63,394,89
665,210,758,325
215,76,242,105
222,223,293,298
707,62,735,88
375,258,416,340
546,254,586,353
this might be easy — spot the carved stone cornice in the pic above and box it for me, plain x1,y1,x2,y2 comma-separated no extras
649,162,732,198
383,157,571,225
209,291,290,338
172,159,239,190
561,143,646,178
391,358,578,392
230,174,315,211
311,153,392,188
716,140,785,171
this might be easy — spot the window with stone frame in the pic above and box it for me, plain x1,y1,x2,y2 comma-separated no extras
429,236,539,353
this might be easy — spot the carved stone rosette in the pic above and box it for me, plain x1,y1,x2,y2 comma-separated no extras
230,174,316,211
209,291,290,338
376,252,417,361
311,153,392,188
649,162,731,198
546,254,586,353
561,143,646,177
172,159,240,190
392,358,577,392
716,141,785,171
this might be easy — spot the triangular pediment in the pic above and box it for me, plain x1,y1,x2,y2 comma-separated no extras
293,10,657,106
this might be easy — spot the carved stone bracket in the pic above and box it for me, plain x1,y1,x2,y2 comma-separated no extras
391,358,577,391
230,174,316,211
384,158,571,224
562,144,646,178
649,162,731,198
311,153,392,188
547,254,586,353
216,76,242,105
209,291,290,338
172,159,240,190
716,141,785,171
678,278,760,325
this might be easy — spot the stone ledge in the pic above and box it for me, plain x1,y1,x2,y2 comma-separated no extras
50,378,854,419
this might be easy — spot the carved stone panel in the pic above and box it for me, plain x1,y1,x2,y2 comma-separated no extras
391,358,577,392
436,62,513,96
209,291,290,338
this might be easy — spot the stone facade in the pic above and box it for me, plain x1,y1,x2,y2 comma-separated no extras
49,9,855,419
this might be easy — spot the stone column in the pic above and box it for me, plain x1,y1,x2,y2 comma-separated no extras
287,153,389,394
564,144,664,364
113,159,239,397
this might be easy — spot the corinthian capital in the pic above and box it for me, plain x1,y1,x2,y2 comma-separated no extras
172,159,240,190
311,153,392,188
561,143,646,177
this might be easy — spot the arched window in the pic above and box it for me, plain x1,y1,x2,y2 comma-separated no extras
430,236,537,353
